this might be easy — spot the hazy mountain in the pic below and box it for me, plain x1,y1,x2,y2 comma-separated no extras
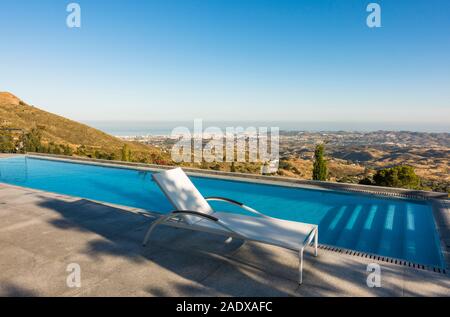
0,92,164,160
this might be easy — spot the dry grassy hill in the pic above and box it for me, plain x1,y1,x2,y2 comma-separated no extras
0,92,166,162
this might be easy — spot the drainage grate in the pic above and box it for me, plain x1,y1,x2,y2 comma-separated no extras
317,244,447,275
334,187,428,201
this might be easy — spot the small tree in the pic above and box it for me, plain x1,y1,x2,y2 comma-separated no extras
0,131,15,153
312,144,328,181
22,128,43,153
52,144,61,155
121,144,132,161
63,144,73,156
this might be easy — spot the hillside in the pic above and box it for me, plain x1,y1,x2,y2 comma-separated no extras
0,92,166,162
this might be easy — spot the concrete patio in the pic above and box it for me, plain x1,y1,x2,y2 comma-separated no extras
0,183,449,297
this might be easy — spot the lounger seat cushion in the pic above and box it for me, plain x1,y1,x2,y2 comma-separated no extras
196,212,316,251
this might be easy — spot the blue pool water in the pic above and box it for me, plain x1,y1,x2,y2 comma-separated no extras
0,156,443,267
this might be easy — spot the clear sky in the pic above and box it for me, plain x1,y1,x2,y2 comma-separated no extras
1,0,449,124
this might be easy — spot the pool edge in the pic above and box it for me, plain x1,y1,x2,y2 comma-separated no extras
431,199,450,272
24,152,449,201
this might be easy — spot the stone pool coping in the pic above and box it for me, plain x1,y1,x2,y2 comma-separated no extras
24,152,449,200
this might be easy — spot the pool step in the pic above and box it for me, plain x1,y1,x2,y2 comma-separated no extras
334,205,367,250
321,203,407,261
319,205,353,245
377,204,405,259
319,201,443,269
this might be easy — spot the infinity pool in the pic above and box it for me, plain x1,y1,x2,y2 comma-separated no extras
0,156,443,267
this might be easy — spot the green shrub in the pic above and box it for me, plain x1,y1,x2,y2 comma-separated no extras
22,128,43,152
0,132,15,153
359,176,374,185
373,165,421,189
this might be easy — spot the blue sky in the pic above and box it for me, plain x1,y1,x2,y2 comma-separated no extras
0,0,449,124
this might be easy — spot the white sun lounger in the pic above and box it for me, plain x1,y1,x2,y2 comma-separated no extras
142,167,318,284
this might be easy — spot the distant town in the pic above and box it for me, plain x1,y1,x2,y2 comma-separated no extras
119,130,450,193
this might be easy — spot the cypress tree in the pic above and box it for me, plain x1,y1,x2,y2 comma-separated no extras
312,144,328,181
121,144,131,161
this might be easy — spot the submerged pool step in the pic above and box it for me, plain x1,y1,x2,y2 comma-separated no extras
354,204,390,254
319,205,354,245
326,202,443,268
377,204,405,259
403,204,421,264
334,205,368,250
401,203,443,267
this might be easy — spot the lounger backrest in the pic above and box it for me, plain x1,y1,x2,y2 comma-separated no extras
152,168,214,224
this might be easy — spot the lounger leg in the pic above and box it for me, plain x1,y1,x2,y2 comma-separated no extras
142,217,166,246
298,248,304,285
314,228,318,257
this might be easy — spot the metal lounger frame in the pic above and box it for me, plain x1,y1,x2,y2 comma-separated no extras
143,197,318,285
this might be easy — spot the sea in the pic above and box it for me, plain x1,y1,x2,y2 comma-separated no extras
83,121,449,137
